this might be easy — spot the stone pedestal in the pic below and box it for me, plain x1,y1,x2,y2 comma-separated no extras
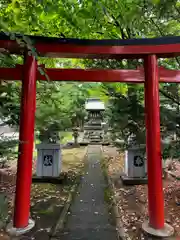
6,219,35,236
121,145,148,185
36,143,61,177
142,221,174,238
83,119,104,143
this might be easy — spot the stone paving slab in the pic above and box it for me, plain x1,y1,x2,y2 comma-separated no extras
56,145,117,240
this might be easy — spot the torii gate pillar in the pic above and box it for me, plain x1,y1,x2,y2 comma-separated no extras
7,55,37,235
142,55,174,237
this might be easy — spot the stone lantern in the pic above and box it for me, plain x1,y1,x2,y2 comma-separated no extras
72,127,79,145
121,134,147,184
36,125,61,178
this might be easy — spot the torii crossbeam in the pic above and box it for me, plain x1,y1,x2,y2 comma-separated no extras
0,65,180,83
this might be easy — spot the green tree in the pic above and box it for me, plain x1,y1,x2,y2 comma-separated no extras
0,0,179,159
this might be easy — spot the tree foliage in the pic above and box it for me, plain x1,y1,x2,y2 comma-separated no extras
0,0,179,158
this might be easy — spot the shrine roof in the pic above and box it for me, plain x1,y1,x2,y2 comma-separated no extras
85,99,105,111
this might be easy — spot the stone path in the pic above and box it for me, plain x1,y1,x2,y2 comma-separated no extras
57,145,117,240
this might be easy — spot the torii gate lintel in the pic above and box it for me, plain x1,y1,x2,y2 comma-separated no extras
0,65,180,83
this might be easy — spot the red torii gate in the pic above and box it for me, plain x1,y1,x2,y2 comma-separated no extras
1,33,180,237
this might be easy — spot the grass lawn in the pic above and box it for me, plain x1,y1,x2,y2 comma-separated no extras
60,131,73,144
